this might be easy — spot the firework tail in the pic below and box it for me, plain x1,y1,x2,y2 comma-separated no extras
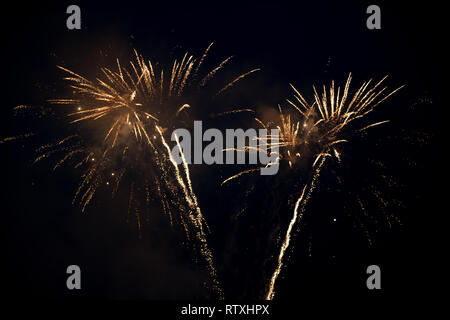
157,126,223,299
265,155,327,300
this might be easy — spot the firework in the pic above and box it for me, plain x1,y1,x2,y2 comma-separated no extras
44,45,259,213
4,43,259,299
265,74,403,300
222,73,403,299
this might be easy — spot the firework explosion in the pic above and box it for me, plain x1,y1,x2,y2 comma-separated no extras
3,43,260,299
1,44,405,300
222,73,403,299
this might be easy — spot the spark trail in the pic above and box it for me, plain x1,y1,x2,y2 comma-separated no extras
157,126,223,298
265,156,325,300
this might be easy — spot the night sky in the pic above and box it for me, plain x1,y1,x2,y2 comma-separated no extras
0,0,441,310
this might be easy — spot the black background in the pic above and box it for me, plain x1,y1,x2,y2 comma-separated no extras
0,0,442,313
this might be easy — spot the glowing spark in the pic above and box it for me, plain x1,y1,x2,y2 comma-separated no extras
216,68,261,96
176,103,191,116
221,168,261,186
